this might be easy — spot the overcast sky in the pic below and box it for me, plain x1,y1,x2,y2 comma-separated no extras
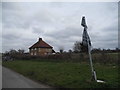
1,2,118,53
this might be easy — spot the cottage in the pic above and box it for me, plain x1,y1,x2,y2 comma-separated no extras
29,38,55,56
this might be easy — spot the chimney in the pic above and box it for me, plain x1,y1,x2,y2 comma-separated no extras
39,38,42,41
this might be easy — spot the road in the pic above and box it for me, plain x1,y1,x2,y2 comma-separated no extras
2,67,52,88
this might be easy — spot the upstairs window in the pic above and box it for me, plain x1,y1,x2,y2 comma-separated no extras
34,48,37,50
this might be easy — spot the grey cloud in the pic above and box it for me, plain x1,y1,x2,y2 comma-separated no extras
44,26,82,40
2,2,18,10
32,25,45,34
2,2,118,52
2,33,20,40
94,40,118,49
2,3,60,30
2,35,36,52
2,10,31,29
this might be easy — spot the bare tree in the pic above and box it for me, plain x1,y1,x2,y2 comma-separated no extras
73,41,81,53
18,49,25,54
59,46,64,53
9,49,18,54
68,49,72,53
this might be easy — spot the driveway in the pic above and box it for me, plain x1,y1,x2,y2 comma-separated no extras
2,67,52,88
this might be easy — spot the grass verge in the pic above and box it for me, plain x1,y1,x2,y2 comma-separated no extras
2,60,119,88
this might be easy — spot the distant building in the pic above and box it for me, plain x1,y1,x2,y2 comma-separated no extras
29,38,55,56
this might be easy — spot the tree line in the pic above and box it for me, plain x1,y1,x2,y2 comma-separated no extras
73,41,120,53
3,41,120,55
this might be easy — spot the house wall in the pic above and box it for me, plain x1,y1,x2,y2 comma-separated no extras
30,48,52,56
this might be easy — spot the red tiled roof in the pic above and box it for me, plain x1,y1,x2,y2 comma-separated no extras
29,38,53,49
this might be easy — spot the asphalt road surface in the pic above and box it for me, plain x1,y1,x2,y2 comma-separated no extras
2,67,52,88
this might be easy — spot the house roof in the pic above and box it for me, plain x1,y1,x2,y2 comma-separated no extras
29,38,53,49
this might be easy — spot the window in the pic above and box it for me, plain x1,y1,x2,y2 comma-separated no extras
48,49,51,52
31,52,33,55
34,52,37,55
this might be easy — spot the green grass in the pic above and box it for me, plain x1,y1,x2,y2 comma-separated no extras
2,60,119,88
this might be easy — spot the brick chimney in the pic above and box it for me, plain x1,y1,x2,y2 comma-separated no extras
39,38,42,41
